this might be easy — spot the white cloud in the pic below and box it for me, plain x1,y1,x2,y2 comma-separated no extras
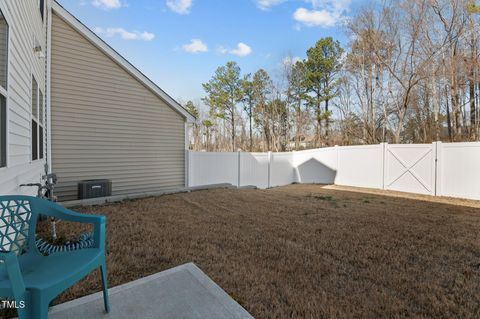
94,27,155,41
166,0,193,14
92,0,124,10
182,39,208,53
255,0,286,10
217,43,253,57
229,42,252,57
293,8,337,27
294,0,350,28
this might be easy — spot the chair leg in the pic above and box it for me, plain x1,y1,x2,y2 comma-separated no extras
100,262,110,313
16,304,28,319
29,292,49,319
14,291,29,319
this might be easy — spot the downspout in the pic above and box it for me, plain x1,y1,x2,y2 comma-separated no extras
46,0,52,173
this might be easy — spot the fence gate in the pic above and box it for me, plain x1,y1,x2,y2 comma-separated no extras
383,143,436,195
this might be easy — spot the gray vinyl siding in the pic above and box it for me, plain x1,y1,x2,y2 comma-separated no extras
0,0,47,196
51,13,186,201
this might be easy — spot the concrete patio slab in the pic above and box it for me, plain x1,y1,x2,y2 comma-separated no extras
48,263,254,319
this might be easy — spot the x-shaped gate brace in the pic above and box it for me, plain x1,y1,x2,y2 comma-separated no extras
385,148,433,193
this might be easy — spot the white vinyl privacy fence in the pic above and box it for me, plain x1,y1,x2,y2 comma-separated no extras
187,142,480,200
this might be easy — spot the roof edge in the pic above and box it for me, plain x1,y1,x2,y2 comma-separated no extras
51,1,196,123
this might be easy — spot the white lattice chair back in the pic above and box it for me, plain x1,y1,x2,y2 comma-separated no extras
0,198,33,255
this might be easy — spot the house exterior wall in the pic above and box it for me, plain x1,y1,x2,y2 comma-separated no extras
0,0,48,195
50,12,186,201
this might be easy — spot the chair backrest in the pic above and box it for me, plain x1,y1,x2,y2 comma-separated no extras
0,196,38,255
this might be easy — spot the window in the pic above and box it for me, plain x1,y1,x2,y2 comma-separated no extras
0,10,7,89
31,119,38,160
0,96,5,168
31,77,44,161
0,10,8,168
31,77,38,161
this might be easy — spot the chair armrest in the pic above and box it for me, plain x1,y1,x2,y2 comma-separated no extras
0,250,19,264
41,202,104,224
0,251,26,298
39,202,106,250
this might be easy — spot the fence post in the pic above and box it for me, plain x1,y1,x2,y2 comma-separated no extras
381,143,388,190
434,141,441,196
237,151,241,188
185,150,190,188
268,151,272,188
334,145,339,185
292,150,297,184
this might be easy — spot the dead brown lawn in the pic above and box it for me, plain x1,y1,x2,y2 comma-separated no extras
39,185,480,318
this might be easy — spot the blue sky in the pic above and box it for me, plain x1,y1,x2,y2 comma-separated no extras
58,0,368,105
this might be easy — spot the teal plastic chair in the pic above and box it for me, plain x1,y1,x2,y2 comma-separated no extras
0,196,110,319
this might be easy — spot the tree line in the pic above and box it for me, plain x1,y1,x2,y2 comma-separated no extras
186,0,480,152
